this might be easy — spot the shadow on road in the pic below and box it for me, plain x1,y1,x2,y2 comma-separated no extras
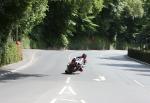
124,69,150,72
0,69,10,74
0,69,46,82
100,63,148,69
61,72,80,75
138,74,150,76
98,55,150,77
99,63,150,77
98,55,130,62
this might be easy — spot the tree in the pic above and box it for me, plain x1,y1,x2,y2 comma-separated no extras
95,0,144,49
0,0,48,44
0,0,48,65
135,0,150,49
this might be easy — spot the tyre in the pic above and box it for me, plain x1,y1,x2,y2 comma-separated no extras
65,70,72,74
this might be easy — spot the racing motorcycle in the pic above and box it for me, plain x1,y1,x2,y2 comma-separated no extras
65,62,84,74
65,54,87,74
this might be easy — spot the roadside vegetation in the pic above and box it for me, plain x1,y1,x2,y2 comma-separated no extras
0,0,150,66
128,49,150,64
0,0,48,66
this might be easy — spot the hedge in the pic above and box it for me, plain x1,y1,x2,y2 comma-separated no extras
128,49,150,64
0,41,22,67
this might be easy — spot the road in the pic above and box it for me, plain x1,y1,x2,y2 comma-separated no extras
0,50,150,103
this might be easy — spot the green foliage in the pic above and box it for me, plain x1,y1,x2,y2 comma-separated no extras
0,0,48,66
22,36,31,49
128,0,150,50
18,0,48,35
0,0,48,44
124,0,144,18
0,40,21,66
42,0,104,49
56,34,69,49
42,0,75,48
95,0,145,49
29,0,149,50
0,0,150,52
69,35,110,50
74,0,103,35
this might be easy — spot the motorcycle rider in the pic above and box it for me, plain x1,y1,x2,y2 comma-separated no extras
69,53,87,72
67,58,78,72
76,53,87,65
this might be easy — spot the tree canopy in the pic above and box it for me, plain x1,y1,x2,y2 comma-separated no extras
1,0,149,49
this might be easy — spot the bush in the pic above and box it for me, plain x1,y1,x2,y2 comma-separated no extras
69,35,111,50
128,49,150,64
0,41,22,66
22,36,31,49
58,34,69,49
50,34,69,49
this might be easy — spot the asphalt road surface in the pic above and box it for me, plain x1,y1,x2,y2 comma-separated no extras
0,50,150,103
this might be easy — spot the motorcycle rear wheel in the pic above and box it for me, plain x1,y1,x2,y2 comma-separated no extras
65,70,73,74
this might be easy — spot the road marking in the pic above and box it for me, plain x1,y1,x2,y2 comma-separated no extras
66,77,71,84
68,86,77,95
99,76,106,81
50,98,57,103
80,99,86,103
0,52,36,76
93,79,101,81
59,86,67,95
11,52,36,72
60,98,77,102
0,51,37,78
59,86,77,95
94,75,106,81
134,80,145,87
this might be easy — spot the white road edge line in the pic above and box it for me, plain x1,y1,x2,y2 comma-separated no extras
134,80,145,87
11,52,36,72
66,77,71,84
0,52,36,77
59,86,67,95
80,99,86,103
50,98,57,103
68,86,77,95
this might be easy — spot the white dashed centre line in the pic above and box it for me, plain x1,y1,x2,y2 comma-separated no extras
66,77,71,84
93,79,101,81
99,76,106,81
59,86,67,95
93,75,106,81
80,99,86,103
68,86,77,95
134,80,145,87
50,98,57,103
58,86,77,95
60,98,77,102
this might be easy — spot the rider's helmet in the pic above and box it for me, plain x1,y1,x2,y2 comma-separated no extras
82,53,87,59
71,58,76,63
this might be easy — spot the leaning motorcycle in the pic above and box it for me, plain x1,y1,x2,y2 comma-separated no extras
65,63,83,74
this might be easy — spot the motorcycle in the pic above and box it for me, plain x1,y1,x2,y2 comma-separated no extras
65,62,83,74
65,53,87,74
65,58,86,74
